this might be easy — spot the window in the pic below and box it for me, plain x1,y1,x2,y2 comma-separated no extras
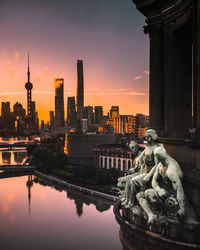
114,158,116,169
105,157,107,169
109,158,112,169
123,160,126,172
100,157,103,168
118,159,121,170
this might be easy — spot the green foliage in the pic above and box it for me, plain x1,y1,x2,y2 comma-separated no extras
26,143,38,156
95,169,112,185
79,165,96,179
108,168,121,178
51,169,73,179
28,136,68,172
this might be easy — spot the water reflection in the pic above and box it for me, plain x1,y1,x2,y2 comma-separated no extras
67,190,111,217
26,175,33,216
34,176,112,217
2,152,11,165
14,151,27,165
0,150,27,165
0,175,121,250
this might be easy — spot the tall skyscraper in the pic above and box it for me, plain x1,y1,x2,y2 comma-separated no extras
49,111,55,127
25,54,33,116
94,106,103,124
55,78,65,127
76,60,84,120
67,97,76,128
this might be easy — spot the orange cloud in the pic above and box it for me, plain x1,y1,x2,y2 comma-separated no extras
133,70,149,81
133,75,142,81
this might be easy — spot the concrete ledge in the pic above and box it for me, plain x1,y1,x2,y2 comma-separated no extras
34,170,119,202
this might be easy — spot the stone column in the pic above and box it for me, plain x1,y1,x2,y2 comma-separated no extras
148,26,164,132
164,23,192,138
193,0,200,128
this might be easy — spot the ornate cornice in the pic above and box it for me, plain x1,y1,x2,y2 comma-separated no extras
133,0,193,33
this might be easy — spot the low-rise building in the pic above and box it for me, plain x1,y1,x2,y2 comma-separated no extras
93,143,133,172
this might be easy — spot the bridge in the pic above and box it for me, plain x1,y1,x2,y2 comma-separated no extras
0,142,33,150
0,164,35,173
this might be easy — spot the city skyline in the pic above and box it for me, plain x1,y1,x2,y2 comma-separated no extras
0,0,149,122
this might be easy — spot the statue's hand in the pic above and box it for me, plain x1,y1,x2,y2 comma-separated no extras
177,208,185,218
157,188,167,198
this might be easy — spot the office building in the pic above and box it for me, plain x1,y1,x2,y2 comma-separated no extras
67,97,76,128
49,111,55,127
55,78,65,127
76,60,84,120
83,106,94,126
94,106,103,124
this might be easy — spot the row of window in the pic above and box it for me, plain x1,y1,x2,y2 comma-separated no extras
99,156,132,171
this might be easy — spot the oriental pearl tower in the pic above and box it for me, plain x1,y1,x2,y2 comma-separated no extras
25,53,33,116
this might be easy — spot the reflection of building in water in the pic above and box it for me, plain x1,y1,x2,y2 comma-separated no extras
2,152,11,165
14,151,27,165
26,175,33,216
66,189,111,217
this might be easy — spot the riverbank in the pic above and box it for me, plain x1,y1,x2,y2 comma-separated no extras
34,170,119,202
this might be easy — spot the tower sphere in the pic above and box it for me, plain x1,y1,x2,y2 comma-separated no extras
25,82,33,90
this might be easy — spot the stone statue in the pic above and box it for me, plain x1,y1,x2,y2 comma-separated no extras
136,146,200,228
117,141,142,203
118,129,200,229
120,129,163,209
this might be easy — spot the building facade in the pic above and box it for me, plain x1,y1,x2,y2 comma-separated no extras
55,78,65,127
76,60,84,121
94,106,103,124
67,97,76,128
94,144,133,172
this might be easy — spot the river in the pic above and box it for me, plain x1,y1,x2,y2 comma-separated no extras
0,137,122,250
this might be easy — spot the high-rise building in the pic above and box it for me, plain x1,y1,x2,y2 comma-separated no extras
25,54,33,116
114,115,129,134
13,102,26,132
109,106,119,120
55,78,65,127
94,106,103,124
0,102,14,130
67,97,76,128
81,119,88,133
83,106,94,126
1,102,11,117
76,60,84,120
49,111,55,127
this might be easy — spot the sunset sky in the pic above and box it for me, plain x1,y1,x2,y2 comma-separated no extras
0,0,149,122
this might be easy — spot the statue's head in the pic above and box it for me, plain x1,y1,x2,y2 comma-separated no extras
128,141,139,155
145,129,158,144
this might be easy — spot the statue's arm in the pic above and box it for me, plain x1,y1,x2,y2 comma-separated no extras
143,155,159,183
168,168,185,216
151,165,160,191
128,158,139,174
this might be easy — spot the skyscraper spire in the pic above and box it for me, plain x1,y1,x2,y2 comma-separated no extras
27,52,30,82
25,53,33,116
